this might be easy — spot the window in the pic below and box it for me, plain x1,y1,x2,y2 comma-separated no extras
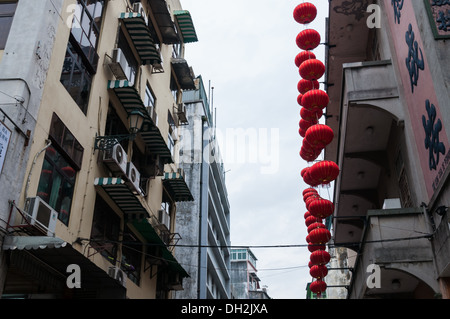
121,227,142,285
168,111,176,157
0,1,17,50
60,41,93,114
60,0,105,114
36,114,84,226
90,195,120,263
37,148,76,226
117,28,138,84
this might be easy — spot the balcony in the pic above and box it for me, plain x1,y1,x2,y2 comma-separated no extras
107,80,173,163
119,11,161,66
162,169,194,202
347,207,438,298
332,60,405,247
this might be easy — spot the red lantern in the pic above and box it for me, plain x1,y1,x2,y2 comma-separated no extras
304,193,320,210
305,215,322,227
305,124,334,149
299,118,316,131
307,222,325,234
304,211,311,219
303,190,319,203
310,279,327,296
297,93,303,106
310,265,328,279
296,29,321,50
309,160,340,185
302,188,317,196
303,169,321,187
295,51,316,68
299,59,325,80
301,89,329,111
309,228,331,244
293,3,317,24
300,146,320,162
300,107,323,122
309,198,334,219
308,243,326,253
310,250,330,265
298,79,320,94
299,128,306,138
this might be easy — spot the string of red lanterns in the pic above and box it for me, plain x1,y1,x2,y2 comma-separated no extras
294,1,340,298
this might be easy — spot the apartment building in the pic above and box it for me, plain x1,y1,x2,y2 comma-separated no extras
172,76,232,299
0,0,198,299
325,0,450,298
230,248,270,299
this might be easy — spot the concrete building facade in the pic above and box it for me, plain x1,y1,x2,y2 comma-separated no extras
230,248,271,299
0,0,199,299
325,0,450,298
173,76,232,299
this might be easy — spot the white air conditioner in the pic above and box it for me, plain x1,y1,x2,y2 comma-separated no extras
126,161,141,194
24,197,58,237
171,127,178,141
158,209,171,231
133,2,148,25
108,266,127,287
103,143,128,176
109,48,133,82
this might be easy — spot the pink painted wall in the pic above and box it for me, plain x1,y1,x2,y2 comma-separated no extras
383,0,450,201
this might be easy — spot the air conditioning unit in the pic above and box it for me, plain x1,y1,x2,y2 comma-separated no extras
103,143,128,176
133,2,148,25
158,209,171,231
126,161,141,194
108,266,127,287
108,48,134,83
24,197,58,237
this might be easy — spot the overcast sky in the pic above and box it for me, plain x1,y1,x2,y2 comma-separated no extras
180,0,330,299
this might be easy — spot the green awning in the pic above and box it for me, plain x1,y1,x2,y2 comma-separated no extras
130,219,189,278
107,80,173,163
162,171,194,202
119,12,161,65
94,177,149,220
174,10,198,43
171,58,196,91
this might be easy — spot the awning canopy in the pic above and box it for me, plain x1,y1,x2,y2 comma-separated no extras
2,236,126,298
171,58,196,91
147,0,180,44
94,177,149,220
2,236,67,251
130,219,189,278
174,10,198,43
107,80,173,163
162,171,194,202
119,12,161,65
